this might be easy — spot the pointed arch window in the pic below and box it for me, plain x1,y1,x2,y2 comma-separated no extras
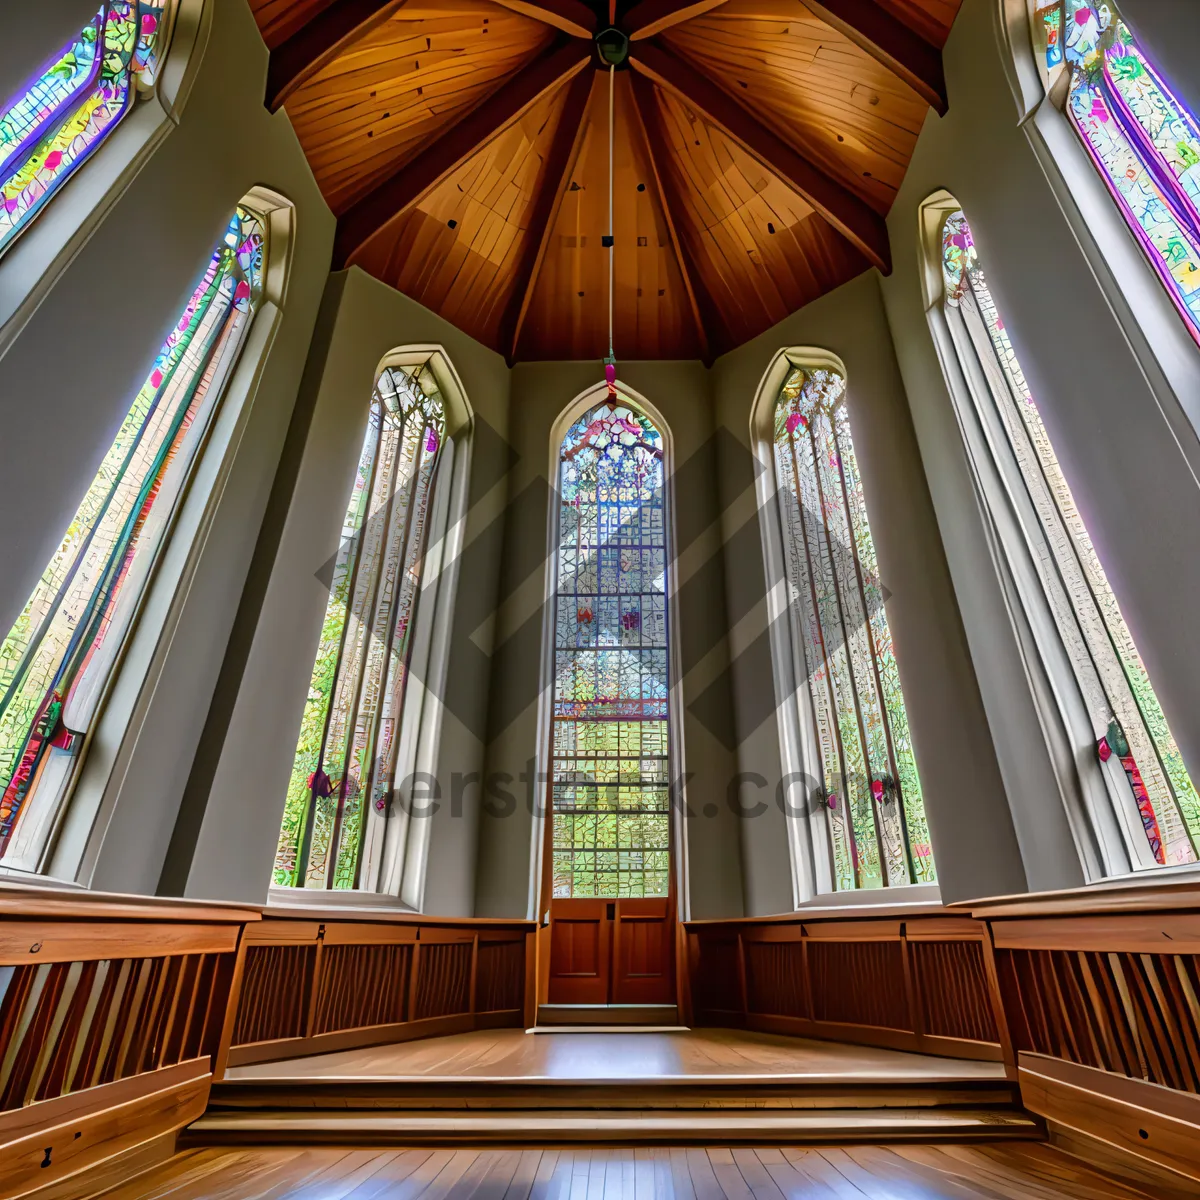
550,398,671,899
1,2,172,255
0,204,266,870
1033,0,1200,344
939,204,1200,868
772,364,934,891
275,365,447,891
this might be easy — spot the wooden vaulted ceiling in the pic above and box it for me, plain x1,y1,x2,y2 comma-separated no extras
249,0,961,362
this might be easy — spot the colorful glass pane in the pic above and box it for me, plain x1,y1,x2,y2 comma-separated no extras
0,205,265,868
943,208,1200,866
773,367,934,891
1034,1,1200,343
275,364,446,890
551,399,671,898
0,1,168,255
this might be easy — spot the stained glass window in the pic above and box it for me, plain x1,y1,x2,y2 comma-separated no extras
942,207,1200,867
1033,0,1200,344
551,398,671,898
0,205,266,869
275,364,446,891
0,2,170,256
773,366,933,891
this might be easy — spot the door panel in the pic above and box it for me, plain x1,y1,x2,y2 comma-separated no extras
612,898,675,1004
547,898,610,1004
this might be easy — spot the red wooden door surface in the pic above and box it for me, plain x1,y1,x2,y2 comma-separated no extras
547,897,675,1005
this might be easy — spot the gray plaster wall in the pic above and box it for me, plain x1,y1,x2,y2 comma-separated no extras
0,1,100,114
0,0,334,893
879,0,1200,892
169,268,512,909
474,360,745,920
710,271,1024,912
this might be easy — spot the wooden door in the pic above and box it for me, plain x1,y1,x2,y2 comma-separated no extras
612,898,675,1004
547,897,675,1005
547,898,611,1004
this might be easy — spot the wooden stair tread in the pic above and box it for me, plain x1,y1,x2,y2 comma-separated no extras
187,1106,1041,1143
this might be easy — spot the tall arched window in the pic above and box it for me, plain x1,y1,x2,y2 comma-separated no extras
0,203,266,870
550,398,671,899
275,364,447,891
1032,0,1200,344
938,202,1200,869
1,2,172,255
772,363,934,892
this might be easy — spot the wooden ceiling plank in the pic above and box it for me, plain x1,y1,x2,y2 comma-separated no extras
624,0,730,40
487,0,595,37
800,0,947,113
504,70,596,362
631,40,890,272
266,0,408,112
627,72,710,363
334,41,591,268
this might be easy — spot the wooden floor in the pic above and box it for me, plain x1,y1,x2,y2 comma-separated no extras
224,1028,1007,1085
93,1144,1161,1199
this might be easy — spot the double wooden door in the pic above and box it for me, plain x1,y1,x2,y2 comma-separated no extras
546,896,676,1005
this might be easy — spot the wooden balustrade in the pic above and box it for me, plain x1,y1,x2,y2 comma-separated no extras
966,881,1200,1188
0,883,256,1200
684,904,1005,1063
218,907,535,1072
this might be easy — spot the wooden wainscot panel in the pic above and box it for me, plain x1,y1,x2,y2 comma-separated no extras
1019,1053,1200,1185
741,923,805,944
241,920,321,945
416,927,476,944
991,913,1200,955
0,1059,209,1200
0,921,238,966
802,919,903,941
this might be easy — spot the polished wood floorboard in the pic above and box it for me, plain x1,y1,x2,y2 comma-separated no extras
224,1028,1006,1084
93,1144,1160,1199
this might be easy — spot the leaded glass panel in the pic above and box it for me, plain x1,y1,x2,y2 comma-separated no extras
942,207,1200,867
1,2,170,255
0,205,266,868
551,399,671,898
275,364,446,890
773,366,934,891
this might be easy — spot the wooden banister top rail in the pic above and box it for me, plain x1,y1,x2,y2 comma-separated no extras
683,901,963,926
258,904,535,927
0,880,261,924
955,876,1200,918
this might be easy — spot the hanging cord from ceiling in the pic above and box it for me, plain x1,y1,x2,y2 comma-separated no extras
604,61,617,403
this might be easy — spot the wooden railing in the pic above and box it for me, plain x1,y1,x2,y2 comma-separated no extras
0,883,256,1200
218,907,535,1071
967,881,1200,1188
684,904,1005,1063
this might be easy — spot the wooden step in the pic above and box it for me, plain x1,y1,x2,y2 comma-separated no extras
537,1004,680,1027
208,1077,1021,1112
186,1106,1042,1145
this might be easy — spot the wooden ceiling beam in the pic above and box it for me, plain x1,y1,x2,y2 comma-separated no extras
265,0,407,113
503,70,597,363
334,42,591,269
624,0,729,40
631,41,890,272
627,72,712,364
801,0,946,113
487,0,595,38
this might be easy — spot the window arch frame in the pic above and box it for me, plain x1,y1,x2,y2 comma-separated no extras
0,185,296,884
918,186,1200,881
749,347,940,907
269,344,474,910
994,0,1200,464
530,382,691,922
0,0,211,360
